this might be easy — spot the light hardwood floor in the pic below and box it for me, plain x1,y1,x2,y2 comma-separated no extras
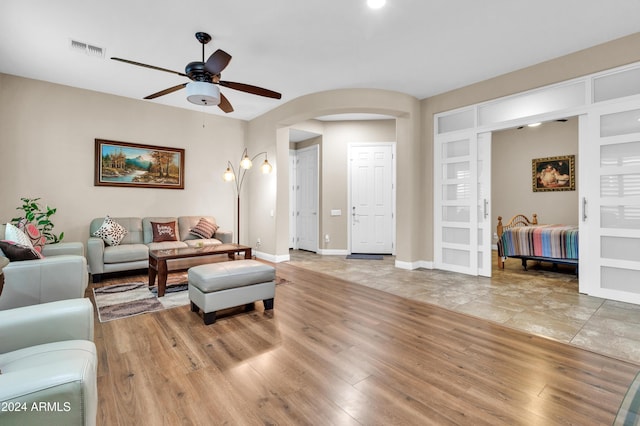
90,262,639,425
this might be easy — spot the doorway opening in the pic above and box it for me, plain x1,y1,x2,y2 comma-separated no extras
491,117,579,277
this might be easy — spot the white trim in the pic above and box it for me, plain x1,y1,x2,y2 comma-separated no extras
254,251,290,263
395,259,434,270
317,249,351,256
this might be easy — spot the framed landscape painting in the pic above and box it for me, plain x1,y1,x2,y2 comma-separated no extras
95,139,185,189
532,155,575,192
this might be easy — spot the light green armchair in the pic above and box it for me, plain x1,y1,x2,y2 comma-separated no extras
0,224,88,310
0,298,97,426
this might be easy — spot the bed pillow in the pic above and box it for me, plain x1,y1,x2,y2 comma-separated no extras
151,221,178,242
16,219,46,253
189,218,219,239
93,216,128,246
0,240,42,261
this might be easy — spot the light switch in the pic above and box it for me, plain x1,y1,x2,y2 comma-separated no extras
330,209,342,216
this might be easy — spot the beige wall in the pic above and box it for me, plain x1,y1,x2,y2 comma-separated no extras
0,74,247,244
247,89,420,261
421,32,640,262
290,119,396,252
4,32,640,265
491,118,579,242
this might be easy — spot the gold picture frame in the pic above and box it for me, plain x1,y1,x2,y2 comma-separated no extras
94,139,185,189
532,155,575,192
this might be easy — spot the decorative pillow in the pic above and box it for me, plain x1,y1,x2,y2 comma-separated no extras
151,221,178,242
0,240,43,261
16,219,46,253
93,216,128,246
4,223,37,248
189,218,219,239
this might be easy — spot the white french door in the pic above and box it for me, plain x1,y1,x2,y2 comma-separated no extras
350,144,395,254
434,131,492,276
579,101,640,303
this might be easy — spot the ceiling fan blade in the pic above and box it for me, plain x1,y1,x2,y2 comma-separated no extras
218,93,234,113
144,83,188,100
111,57,188,77
205,49,232,75
218,81,282,99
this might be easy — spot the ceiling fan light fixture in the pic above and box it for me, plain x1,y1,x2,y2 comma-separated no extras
367,0,386,9
186,81,220,106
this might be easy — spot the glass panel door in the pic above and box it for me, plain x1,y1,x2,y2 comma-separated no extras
580,101,640,304
435,131,489,275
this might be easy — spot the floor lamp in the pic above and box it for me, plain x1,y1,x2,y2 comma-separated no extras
223,148,272,244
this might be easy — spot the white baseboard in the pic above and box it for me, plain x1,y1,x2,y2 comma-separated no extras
254,251,290,263
395,259,434,270
317,249,350,256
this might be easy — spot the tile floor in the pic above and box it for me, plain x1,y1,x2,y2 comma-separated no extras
285,250,640,365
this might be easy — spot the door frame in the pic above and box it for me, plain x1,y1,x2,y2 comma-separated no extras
348,142,397,255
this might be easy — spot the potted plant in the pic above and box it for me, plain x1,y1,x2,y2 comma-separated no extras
11,197,64,243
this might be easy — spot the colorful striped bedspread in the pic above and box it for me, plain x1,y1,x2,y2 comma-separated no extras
498,225,579,260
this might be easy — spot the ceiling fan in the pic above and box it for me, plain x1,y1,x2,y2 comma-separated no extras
111,32,281,113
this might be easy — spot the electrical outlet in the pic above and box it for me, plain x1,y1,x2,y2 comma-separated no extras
324,234,330,243
256,238,261,247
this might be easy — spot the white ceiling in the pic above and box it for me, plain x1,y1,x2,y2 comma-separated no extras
2,1,640,121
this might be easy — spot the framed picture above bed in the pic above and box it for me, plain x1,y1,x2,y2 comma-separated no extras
532,155,575,192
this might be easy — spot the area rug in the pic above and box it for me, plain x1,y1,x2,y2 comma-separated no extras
93,273,290,322
93,280,190,322
346,254,384,260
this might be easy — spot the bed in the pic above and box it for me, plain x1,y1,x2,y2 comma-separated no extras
496,213,578,274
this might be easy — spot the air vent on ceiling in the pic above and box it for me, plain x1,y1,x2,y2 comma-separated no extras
70,39,105,58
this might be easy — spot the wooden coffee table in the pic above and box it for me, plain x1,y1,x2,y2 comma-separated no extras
148,243,252,297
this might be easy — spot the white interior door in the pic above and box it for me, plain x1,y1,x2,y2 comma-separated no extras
350,144,394,254
434,131,490,276
289,149,296,249
580,101,640,304
296,146,318,252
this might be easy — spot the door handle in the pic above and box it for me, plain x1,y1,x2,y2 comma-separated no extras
483,199,488,219
582,197,587,222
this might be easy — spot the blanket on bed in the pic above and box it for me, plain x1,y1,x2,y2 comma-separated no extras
499,224,579,259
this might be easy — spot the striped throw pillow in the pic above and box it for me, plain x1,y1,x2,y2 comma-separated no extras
189,218,218,239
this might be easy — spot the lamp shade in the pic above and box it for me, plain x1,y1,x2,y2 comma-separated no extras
261,159,272,174
240,155,253,169
223,167,235,181
186,82,220,106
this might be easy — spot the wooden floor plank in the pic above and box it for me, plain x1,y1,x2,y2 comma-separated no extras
90,262,640,425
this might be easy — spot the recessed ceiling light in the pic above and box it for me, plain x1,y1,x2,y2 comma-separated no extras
367,0,386,9
528,122,542,127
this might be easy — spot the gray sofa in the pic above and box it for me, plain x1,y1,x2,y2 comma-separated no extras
87,216,232,282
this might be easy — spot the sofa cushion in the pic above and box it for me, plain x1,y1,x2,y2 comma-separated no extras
103,244,149,264
178,216,218,241
188,218,219,239
93,216,128,246
0,240,42,261
151,221,178,242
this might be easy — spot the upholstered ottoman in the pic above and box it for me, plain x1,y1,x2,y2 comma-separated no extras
188,260,275,325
